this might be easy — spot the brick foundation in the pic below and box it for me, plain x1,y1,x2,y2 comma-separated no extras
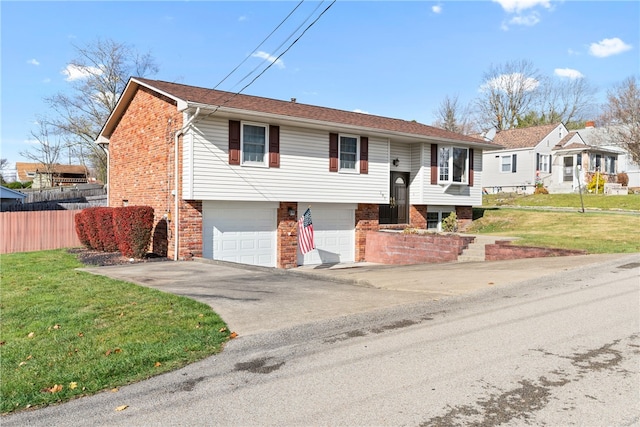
355,204,379,261
455,206,473,231
365,231,474,264
410,205,428,229
277,202,298,269
485,240,587,261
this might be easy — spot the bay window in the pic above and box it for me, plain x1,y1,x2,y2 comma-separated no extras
439,146,468,184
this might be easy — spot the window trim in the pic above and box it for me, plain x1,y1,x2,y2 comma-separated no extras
537,153,550,173
438,145,469,185
338,133,360,173
240,121,269,167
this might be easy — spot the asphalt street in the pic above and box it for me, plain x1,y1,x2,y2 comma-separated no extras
3,253,639,426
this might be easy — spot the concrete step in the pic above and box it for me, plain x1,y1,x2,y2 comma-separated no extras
457,235,502,263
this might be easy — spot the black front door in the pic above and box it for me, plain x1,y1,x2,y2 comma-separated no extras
379,172,409,224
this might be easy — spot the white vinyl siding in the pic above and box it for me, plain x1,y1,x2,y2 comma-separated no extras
390,142,412,173
185,117,388,205
420,143,482,206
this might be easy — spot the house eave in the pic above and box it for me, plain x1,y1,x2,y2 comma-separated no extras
183,102,498,148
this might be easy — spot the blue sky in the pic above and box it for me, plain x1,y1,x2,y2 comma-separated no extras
1,0,638,169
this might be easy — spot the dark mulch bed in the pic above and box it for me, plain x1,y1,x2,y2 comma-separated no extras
68,248,170,267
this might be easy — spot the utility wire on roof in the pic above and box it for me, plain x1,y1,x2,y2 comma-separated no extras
213,0,305,90
194,0,336,124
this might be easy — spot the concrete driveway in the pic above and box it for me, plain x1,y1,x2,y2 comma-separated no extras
80,253,625,336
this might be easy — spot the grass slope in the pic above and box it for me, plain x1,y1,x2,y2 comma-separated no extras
0,250,230,414
475,194,640,253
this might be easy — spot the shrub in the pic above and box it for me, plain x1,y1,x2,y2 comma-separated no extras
441,212,458,233
113,206,154,258
81,207,103,251
74,211,91,249
95,208,119,252
617,172,629,187
534,186,549,194
586,173,605,194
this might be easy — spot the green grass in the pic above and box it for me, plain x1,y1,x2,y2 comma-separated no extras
469,208,640,253
483,193,640,211
0,250,230,414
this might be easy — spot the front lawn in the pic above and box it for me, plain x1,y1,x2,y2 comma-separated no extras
468,208,640,253
0,250,230,414
483,193,640,211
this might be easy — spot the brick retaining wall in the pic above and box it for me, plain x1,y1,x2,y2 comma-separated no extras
485,240,587,260
364,231,475,264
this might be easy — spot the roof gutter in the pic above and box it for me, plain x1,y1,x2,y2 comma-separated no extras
181,102,499,149
173,107,200,261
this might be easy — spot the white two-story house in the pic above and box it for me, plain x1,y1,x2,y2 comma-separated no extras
97,78,499,268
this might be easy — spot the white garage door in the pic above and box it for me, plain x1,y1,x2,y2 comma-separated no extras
202,201,277,267
297,203,355,266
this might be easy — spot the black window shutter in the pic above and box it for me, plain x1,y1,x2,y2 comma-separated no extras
536,153,540,170
468,148,474,186
512,154,517,173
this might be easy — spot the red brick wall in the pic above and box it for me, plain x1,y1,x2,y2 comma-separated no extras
410,205,428,228
355,204,379,261
485,240,587,261
108,86,184,259
277,202,298,269
365,231,474,264
456,205,473,231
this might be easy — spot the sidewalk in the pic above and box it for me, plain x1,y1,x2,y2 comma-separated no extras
292,253,629,298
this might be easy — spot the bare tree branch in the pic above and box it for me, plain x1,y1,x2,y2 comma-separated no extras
600,76,640,164
43,38,158,183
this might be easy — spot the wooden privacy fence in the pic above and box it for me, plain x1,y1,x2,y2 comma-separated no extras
0,210,82,254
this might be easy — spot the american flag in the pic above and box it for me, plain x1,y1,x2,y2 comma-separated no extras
298,208,315,254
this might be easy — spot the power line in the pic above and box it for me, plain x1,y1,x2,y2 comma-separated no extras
213,0,305,90
195,0,336,123
230,0,328,92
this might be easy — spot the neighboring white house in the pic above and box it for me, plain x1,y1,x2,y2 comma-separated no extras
97,77,501,268
482,123,620,194
576,123,640,188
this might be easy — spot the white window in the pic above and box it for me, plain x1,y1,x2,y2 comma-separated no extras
427,211,453,232
501,155,512,173
537,154,550,173
439,146,468,184
241,123,268,165
604,156,616,174
339,135,358,171
589,153,602,172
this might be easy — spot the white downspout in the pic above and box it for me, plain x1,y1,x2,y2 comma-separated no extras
173,107,201,261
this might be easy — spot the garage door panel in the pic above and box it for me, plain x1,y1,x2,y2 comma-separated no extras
203,202,276,268
297,204,355,266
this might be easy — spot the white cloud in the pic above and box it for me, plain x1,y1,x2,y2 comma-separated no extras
508,12,540,26
554,68,584,79
43,78,51,83
493,0,551,13
432,5,442,14
589,37,632,58
567,48,580,56
62,64,103,81
353,109,369,114
27,59,40,66
238,15,247,22
251,51,285,69
480,73,540,93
